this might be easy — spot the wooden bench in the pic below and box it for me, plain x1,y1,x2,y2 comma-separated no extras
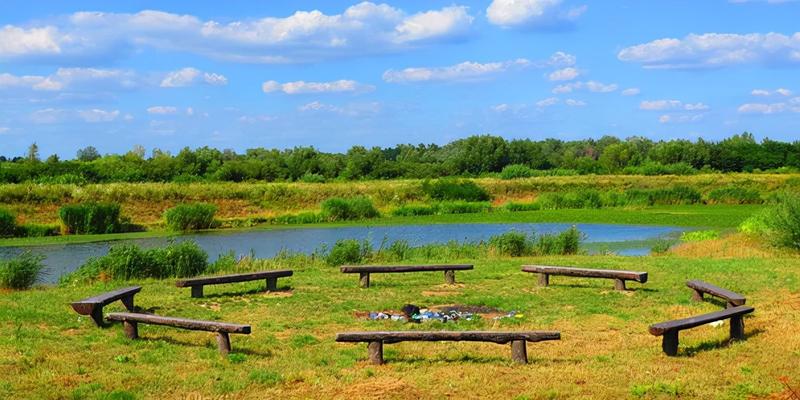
71,286,141,326
335,330,560,364
521,265,648,291
107,312,251,355
686,280,746,308
339,264,473,288
648,305,754,356
175,269,293,298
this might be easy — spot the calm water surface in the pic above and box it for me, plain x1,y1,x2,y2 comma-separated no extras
0,222,684,283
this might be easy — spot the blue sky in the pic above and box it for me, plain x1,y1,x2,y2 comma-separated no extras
1,0,799,157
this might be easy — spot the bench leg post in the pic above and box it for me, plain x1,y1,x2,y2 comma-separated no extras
368,341,384,365
359,273,370,288
191,285,204,298
511,340,528,364
217,332,232,356
444,270,455,284
266,277,278,291
123,321,138,339
691,289,704,302
538,273,549,287
120,295,135,312
614,278,626,291
662,330,679,356
730,316,745,340
90,307,104,326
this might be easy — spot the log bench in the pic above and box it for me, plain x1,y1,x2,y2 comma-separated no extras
107,312,251,355
175,269,293,298
335,330,560,364
71,286,141,326
521,265,648,291
340,264,473,288
648,305,754,356
686,280,746,308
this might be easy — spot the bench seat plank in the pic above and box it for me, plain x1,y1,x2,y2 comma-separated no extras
175,270,293,287
336,330,560,344
686,280,746,307
107,312,251,334
340,265,473,273
71,286,141,326
649,305,754,336
522,265,647,282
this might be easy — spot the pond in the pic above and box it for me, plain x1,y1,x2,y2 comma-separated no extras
0,222,685,283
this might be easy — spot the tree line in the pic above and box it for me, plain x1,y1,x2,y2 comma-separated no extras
1,132,798,184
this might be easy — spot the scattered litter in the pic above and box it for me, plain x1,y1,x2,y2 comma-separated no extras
360,304,523,323
710,320,724,328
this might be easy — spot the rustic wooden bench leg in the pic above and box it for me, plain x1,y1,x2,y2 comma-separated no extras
120,295,136,311
511,340,528,364
538,273,549,287
691,289,704,302
444,270,455,284
662,330,679,356
90,307,104,326
266,277,278,291
359,273,370,288
191,285,204,298
217,332,232,355
368,341,384,365
730,316,745,340
614,278,626,291
123,320,138,339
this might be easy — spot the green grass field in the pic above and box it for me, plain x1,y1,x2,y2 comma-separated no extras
1,248,799,399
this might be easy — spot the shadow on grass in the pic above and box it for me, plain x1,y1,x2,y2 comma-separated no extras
197,286,293,299
382,354,582,365
547,282,657,293
678,328,764,357
135,334,274,357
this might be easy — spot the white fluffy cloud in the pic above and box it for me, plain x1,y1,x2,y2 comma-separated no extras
552,80,617,94
535,97,559,107
0,4,476,64
751,88,792,96
262,79,373,94
548,67,580,81
618,32,800,69
565,98,586,106
621,88,640,96
486,0,586,29
658,114,704,124
147,106,178,115
160,68,228,87
738,97,800,114
383,52,575,84
0,127,10,134
78,109,120,122
0,68,139,92
639,100,709,111
298,100,381,116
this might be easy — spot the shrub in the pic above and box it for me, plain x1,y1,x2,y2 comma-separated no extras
503,202,541,212
164,203,217,231
391,204,436,217
299,173,326,183
421,179,491,202
680,230,719,242
489,231,529,256
325,239,372,266
624,186,701,206
499,164,535,179
59,202,122,234
535,227,581,255
759,193,800,249
17,224,59,237
706,186,762,204
0,251,46,289
272,211,324,225
435,201,491,214
320,197,379,221
536,190,603,209
65,241,209,282
739,209,771,235
0,208,16,237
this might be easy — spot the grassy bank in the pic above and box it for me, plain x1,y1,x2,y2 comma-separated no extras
0,205,759,247
1,249,799,398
